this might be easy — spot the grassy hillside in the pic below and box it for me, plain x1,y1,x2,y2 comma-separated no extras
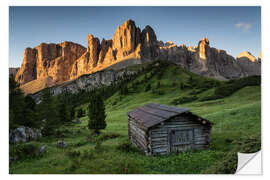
9,62,261,174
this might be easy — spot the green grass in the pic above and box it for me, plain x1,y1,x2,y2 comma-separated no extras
9,63,261,174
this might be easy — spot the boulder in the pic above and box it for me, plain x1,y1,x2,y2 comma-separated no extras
9,126,42,144
56,140,67,148
39,145,46,154
75,118,81,124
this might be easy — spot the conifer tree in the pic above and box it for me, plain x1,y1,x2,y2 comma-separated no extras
40,89,60,135
87,93,106,134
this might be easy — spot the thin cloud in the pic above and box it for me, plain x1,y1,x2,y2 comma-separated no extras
235,22,252,31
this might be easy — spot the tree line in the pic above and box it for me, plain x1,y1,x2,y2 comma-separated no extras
9,64,156,136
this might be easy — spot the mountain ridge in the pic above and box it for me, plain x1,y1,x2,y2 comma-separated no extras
14,19,261,94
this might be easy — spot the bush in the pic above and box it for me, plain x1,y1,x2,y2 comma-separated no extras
199,76,261,102
145,84,151,92
204,134,261,174
151,89,165,95
116,140,141,153
98,132,121,141
77,108,84,118
171,96,198,105
94,139,103,152
214,76,260,98
120,85,129,95
66,150,81,158
189,89,205,95
54,128,72,138
10,143,41,160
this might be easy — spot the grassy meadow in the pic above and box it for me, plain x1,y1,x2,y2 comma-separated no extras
9,62,261,174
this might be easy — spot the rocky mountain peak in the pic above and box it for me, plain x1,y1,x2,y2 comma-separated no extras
258,51,262,61
141,25,157,46
237,51,257,62
87,34,101,67
15,20,261,94
198,37,210,60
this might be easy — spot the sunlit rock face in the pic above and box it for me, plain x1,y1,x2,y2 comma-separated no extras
258,51,262,62
236,51,261,76
198,37,210,60
15,42,86,85
16,19,261,94
237,51,257,62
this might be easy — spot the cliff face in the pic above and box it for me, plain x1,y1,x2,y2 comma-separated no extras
15,19,261,94
15,42,86,85
70,19,144,80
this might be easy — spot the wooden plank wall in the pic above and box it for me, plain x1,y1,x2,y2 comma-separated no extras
128,117,150,154
150,115,211,155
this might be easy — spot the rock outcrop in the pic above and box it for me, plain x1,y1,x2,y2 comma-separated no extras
15,19,261,94
9,126,42,144
15,42,86,85
236,51,261,76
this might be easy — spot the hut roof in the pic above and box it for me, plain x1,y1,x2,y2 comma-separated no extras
127,103,212,130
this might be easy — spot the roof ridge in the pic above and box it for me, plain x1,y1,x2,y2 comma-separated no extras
137,106,168,120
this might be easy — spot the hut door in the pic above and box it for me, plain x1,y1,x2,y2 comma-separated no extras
169,129,194,153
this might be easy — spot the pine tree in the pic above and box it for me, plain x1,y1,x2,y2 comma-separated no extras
40,89,60,135
9,75,26,129
120,85,128,95
58,102,69,122
87,93,106,134
157,81,161,89
77,108,84,118
70,105,75,120
9,75,40,129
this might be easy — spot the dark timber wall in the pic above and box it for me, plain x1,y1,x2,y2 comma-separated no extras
128,113,211,156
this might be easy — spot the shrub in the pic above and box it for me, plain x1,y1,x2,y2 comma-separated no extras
9,143,41,160
54,128,71,138
145,84,151,92
112,101,117,106
199,76,260,102
116,140,141,153
66,150,81,158
204,134,261,174
171,96,198,105
152,89,165,95
120,85,129,95
199,94,221,102
156,81,161,89
94,139,103,152
214,76,260,98
171,82,177,87
98,132,121,141
189,89,205,95
77,108,84,118
71,139,88,147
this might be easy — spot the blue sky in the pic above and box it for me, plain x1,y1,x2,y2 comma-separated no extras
9,6,261,67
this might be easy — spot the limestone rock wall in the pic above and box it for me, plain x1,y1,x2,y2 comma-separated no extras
15,42,86,85
15,19,261,94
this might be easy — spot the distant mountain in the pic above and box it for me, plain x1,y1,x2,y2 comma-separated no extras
14,19,261,94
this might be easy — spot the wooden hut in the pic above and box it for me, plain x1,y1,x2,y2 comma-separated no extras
127,103,213,155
